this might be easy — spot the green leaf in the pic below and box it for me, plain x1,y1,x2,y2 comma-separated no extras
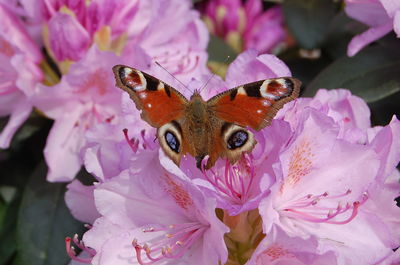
305,43,400,100
283,0,338,49
15,162,85,265
0,190,20,265
305,42,400,125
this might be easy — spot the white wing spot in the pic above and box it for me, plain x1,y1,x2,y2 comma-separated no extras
133,85,144,92
123,67,133,75
157,82,165,91
237,86,246,95
262,100,272,106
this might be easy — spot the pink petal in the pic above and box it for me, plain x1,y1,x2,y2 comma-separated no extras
226,50,291,87
93,169,184,228
246,226,338,265
48,12,90,61
314,89,371,129
0,3,42,62
394,10,400,37
0,99,31,148
256,53,291,77
379,0,400,18
82,144,105,181
244,6,286,53
347,22,393,56
83,217,126,255
65,180,100,224
345,0,389,27
44,106,83,182
244,0,262,25
362,175,400,249
310,214,394,264
368,116,400,183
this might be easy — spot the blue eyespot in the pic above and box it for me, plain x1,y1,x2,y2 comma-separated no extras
227,130,248,150
165,131,180,153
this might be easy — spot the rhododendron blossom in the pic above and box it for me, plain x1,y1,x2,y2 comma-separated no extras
29,0,210,182
202,0,286,53
1,1,399,265
63,50,400,265
71,164,228,265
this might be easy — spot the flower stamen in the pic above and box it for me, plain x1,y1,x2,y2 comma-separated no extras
132,222,208,265
201,154,256,204
123,128,139,153
65,235,95,264
282,191,368,224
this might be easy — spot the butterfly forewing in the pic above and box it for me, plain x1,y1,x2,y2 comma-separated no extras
207,77,301,130
112,65,188,127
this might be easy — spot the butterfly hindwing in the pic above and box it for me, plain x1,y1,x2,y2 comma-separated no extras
208,77,301,130
113,65,188,128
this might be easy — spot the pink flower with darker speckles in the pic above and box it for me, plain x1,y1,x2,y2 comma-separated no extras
259,108,400,264
63,49,400,264
66,154,228,265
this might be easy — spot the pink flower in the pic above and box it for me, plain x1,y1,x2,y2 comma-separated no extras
35,0,210,82
259,108,400,264
277,88,372,144
0,3,43,148
41,0,139,62
202,0,286,53
70,156,228,265
64,97,159,223
63,48,400,264
34,0,210,183
33,46,151,182
246,226,338,265
47,11,91,62
345,0,400,56
132,0,211,82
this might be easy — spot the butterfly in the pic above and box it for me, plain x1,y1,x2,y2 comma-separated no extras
113,65,301,169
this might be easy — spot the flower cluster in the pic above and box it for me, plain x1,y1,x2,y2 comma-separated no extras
64,51,400,265
0,1,399,265
1,0,210,182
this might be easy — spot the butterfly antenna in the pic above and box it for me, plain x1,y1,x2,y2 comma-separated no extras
155,61,192,93
199,55,230,94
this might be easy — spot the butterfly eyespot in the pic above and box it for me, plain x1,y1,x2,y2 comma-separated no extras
165,131,180,153
227,130,248,150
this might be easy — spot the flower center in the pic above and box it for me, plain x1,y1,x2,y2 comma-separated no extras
201,154,256,204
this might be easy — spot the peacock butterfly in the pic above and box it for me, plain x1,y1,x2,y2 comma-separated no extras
113,65,301,169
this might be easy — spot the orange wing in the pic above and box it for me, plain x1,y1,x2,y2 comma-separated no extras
113,65,188,128
208,77,301,130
